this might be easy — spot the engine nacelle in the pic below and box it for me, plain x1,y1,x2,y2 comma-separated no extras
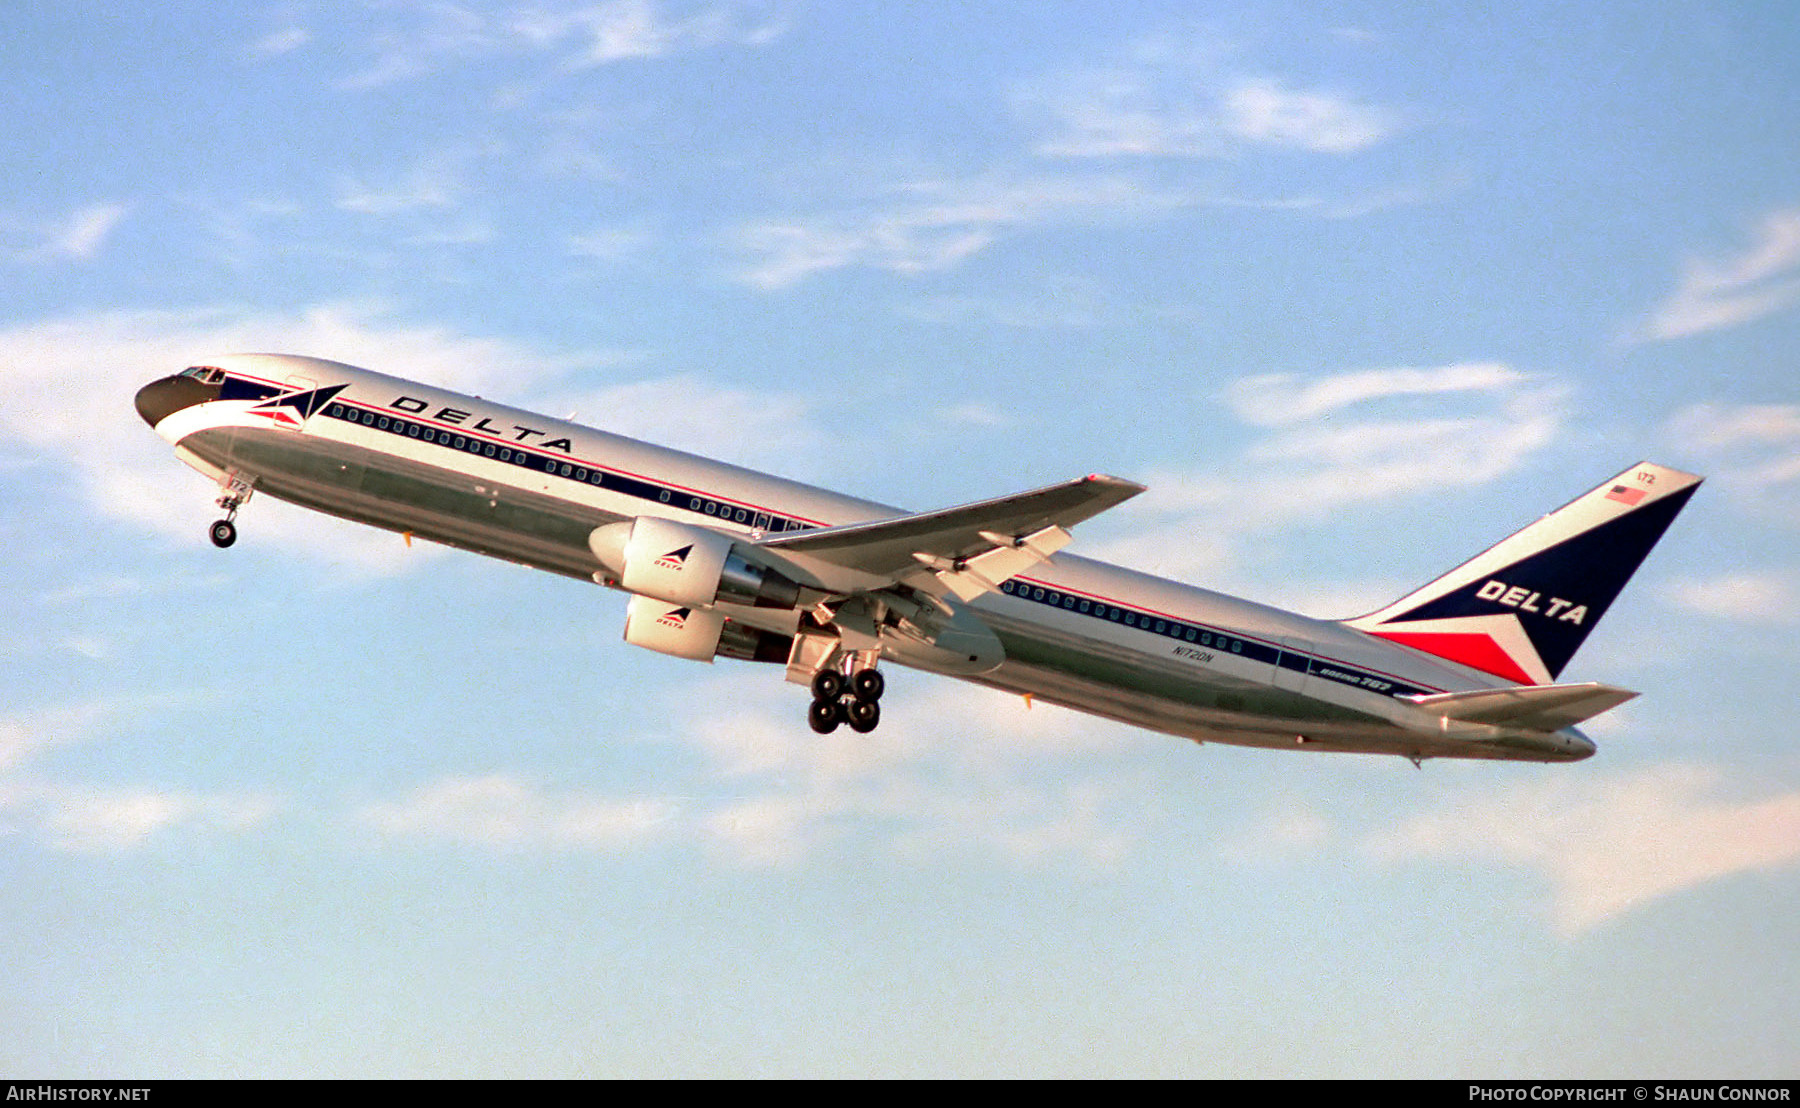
622,594,793,664
590,517,802,611
623,594,725,661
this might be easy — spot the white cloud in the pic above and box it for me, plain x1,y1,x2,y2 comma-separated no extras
354,774,679,850
248,26,310,58
1632,208,1800,341
0,697,278,852
334,670,1146,870
732,171,1189,289
339,670,1148,869
674,672,1145,868
339,0,787,87
1220,78,1399,154
730,30,1421,291
8,203,131,262
1087,364,1566,583
546,0,783,66
1668,570,1800,624
569,221,656,262
1667,402,1800,522
1020,33,1402,159
1216,801,1335,865
1222,363,1529,426
894,273,1121,329
335,149,485,215
1365,763,1800,936
13,781,279,853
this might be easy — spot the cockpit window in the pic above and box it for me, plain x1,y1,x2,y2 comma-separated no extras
181,366,228,385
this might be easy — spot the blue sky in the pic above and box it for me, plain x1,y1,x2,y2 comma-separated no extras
3,0,1797,1078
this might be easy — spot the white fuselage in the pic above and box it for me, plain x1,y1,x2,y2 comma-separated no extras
144,353,1595,763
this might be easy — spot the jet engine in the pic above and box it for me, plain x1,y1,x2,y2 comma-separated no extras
622,594,793,663
589,516,803,611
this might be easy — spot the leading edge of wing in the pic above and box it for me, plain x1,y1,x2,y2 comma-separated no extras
754,473,1145,580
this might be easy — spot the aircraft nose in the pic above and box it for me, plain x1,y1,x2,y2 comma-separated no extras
135,374,217,428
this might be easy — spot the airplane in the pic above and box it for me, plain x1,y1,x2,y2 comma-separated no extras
135,353,1701,765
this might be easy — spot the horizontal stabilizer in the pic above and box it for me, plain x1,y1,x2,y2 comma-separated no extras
1401,682,1637,732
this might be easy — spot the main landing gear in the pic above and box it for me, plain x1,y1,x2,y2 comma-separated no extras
807,663,886,735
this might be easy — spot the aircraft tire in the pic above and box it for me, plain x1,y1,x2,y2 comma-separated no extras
209,519,237,548
846,698,880,733
810,670,844,702
808,697,843,734
849,668,885,702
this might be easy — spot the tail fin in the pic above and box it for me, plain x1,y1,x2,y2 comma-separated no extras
1345,462,1701,685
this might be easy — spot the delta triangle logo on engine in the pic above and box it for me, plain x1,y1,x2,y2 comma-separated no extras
655,545,692,571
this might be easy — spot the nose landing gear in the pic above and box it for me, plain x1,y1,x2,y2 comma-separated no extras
806,659,887,735
209,474,254,548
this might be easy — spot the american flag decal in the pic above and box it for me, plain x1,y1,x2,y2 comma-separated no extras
1605,485,1647,506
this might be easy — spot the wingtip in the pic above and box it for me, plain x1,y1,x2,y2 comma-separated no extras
1085,473,1149,495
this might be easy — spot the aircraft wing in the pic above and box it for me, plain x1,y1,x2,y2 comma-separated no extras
1401,682,1638,732
755,473,1145,600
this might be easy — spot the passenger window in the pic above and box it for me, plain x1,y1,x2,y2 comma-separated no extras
1079,600,1090,613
